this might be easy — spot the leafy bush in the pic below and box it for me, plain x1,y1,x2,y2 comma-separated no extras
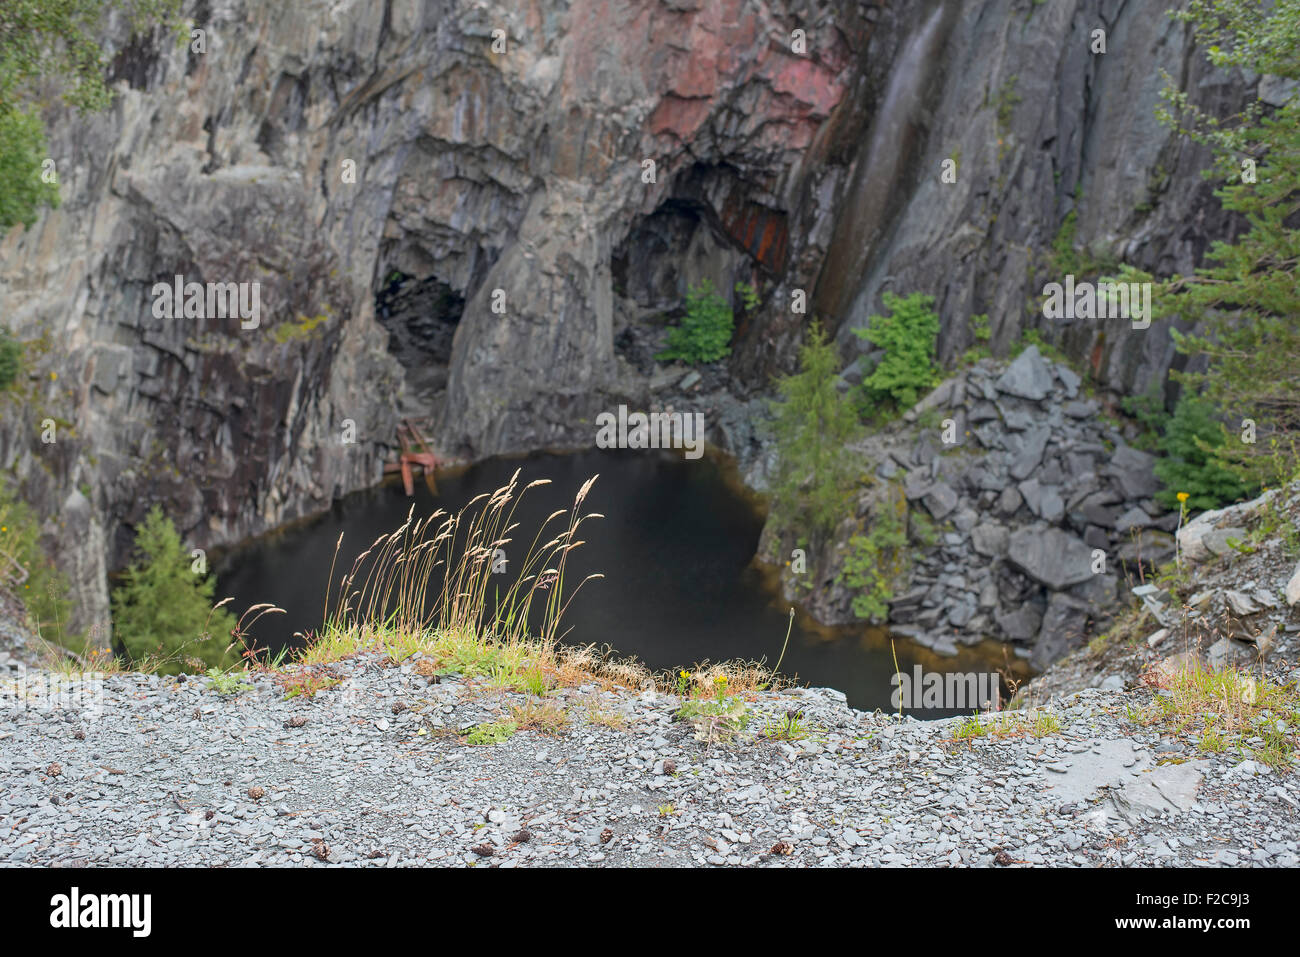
0,2,184,229
111,506,238,674
465,720,517,745
657,279,734,364
838,483,910,622
0,106,60,230
852,291,941,416
768,321,862,536
205,667,253,696
734,281,760,312
0,327,22,390
1147,396,1254,512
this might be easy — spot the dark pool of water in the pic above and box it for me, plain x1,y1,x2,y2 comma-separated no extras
214,448,1021,714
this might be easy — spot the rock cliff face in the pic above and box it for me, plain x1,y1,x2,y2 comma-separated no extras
0,0,1251,645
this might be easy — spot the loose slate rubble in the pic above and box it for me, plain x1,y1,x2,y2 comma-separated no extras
1,654,1296,868
859,350,1171,659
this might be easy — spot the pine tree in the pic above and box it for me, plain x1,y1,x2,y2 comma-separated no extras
111,506,238,674
769,321,863,536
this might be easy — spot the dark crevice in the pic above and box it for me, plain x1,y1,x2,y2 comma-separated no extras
374,271,463,408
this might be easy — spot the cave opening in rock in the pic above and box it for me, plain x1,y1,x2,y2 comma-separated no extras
611,195,759,377
373,270,464,414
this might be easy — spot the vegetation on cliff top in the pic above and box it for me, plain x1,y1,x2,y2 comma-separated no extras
0,0,183,229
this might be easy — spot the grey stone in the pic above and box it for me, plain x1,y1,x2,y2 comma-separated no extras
1007,527,1097,590
1109,761,1207,822
994,346,1054,400
921,482,958,520
1042,739,1153,805
1114,506,1152,534
1083,525,1110,550
1103,444,1158,499
996,486,1023,518
1117,529,1175,564
839,356,868,387
1224,590,1260,616
1203,527,1248,557
1287,563,1300,606
1055,365,1081,398
996,604,1044,643
1176,489,1278,561
970,524,1009,558
951,508,978,533
1008,427,1051,481
1030,592,1092,671
1259,74,1299,108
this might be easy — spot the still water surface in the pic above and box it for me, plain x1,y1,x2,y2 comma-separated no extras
214,449,1019,714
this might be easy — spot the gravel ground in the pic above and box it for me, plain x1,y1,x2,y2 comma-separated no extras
2,649,1298,868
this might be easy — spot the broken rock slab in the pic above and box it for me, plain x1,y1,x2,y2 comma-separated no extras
1007,526,1096,590
970,522,1009,558
1103,444,1159,500
921,482,958,520
1202,526,1248,557
1030,592,1092,671
1131,583,1177,627
1040,739,1154,806
1008,427,1051,481
1107,760,1207,824
1224,589,1260,617
1176,488,1278,562
994,345,1054,401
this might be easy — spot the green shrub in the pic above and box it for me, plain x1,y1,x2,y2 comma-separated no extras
0,106,60,230
852,291,941,417
734,281,760,312
111,506,238,674
657,279,734,364
768,321,862,535
1148,396,1254,512
205,667,253,696
0,2,184,230
838,483,910,622
465,720,517,745
0,327,22,390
